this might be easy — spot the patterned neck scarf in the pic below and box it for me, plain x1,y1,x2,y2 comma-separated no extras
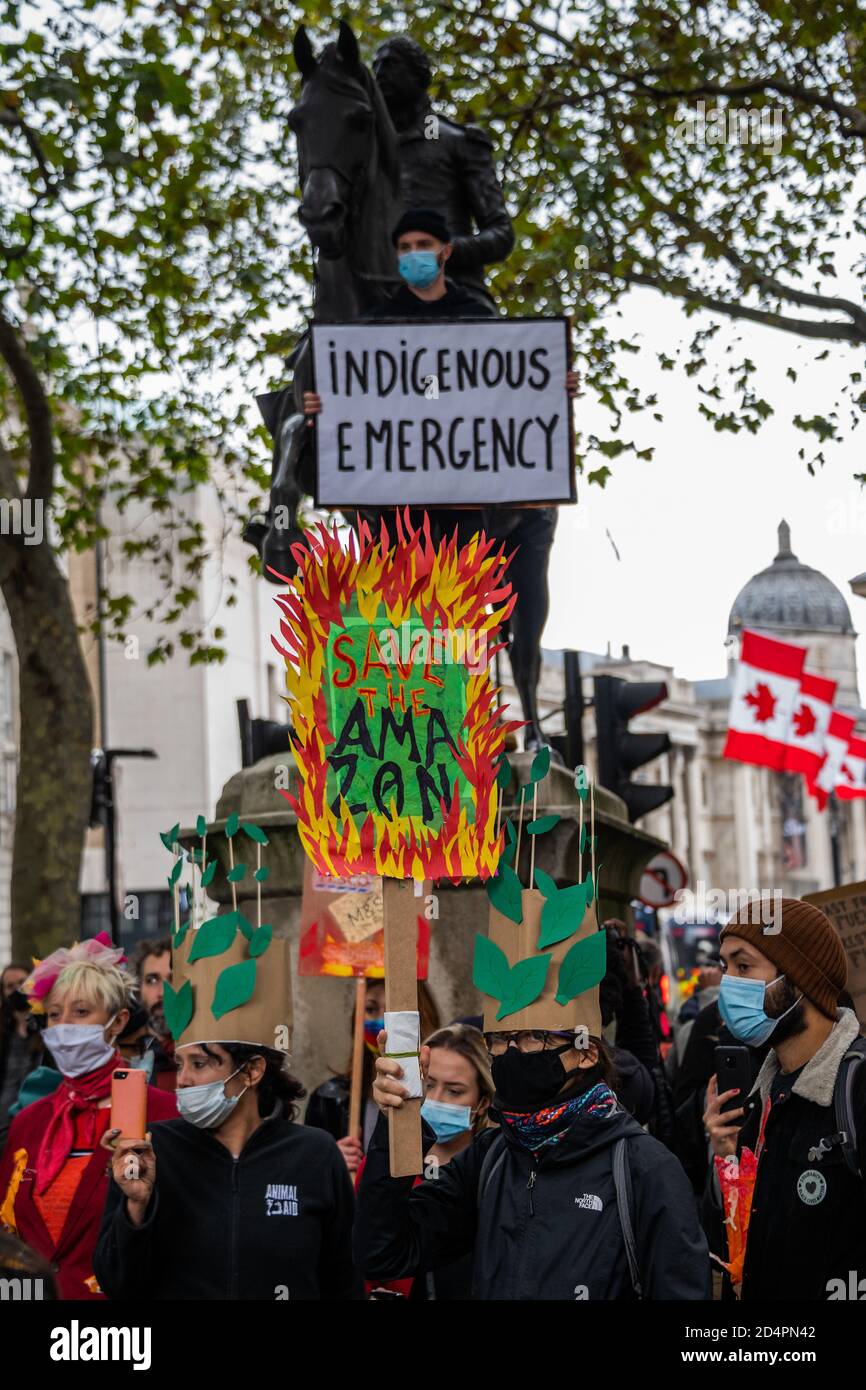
498,1082,617,1152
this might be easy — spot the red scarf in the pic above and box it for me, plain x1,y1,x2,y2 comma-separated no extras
35,1052,121,1195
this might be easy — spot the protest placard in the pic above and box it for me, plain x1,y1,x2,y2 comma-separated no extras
804,880,866,1025
310,316,575,507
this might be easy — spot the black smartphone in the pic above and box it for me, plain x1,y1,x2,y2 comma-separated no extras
713,1044,752,1120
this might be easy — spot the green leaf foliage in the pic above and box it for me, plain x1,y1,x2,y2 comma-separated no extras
225,812,240,839
227,863,247,883
555,931,607,1006
254,865,270,883
249,923,273,957
196,815,207,837
472,935,551,1021
162,978,193,1040
526,813,560,835
533,867,558,899
201,860,218,888
188,914,237,962
241,822,269,845
486,860,524,924
530,745,551,782
538,881,592,950
496,758,512,791
160,824,181,852
212,959,257,1020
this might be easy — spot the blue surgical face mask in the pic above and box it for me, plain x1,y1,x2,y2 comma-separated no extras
718,974,802,1046
127,1051,155,1081
421,1097,473,1143
177,1066,247,1130
398,250,441,288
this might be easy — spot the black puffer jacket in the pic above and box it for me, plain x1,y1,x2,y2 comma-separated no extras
355,1107,710,1300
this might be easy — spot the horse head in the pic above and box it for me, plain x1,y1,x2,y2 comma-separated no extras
291,20,400,262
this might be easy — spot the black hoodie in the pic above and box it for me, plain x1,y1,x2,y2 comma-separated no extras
355,1106,710,1301
94,1110,362,1300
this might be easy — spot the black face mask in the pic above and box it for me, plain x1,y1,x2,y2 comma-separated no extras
491,1042,574,1111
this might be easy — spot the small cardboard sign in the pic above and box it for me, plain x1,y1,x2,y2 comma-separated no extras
299,859,430,978
804,880,866,1026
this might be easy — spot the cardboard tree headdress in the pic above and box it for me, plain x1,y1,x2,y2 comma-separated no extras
157,814,292,1052
271,510,520,882
473,754,605,1035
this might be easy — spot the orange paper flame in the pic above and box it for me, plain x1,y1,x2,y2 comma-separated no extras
272,511,520,882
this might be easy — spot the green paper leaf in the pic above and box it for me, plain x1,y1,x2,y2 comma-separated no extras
160,822,181,852
241,821,269,845
201,859,218,887
555,930,607,1006
236,912,254,941
212,958,256,1020
574,766,589,802
173,918,191,947
254,865,270,883
526,814,560,835
579,823,587,854
530,745,551,782
472,934,511,998
188,914,237,962
533,867,557,899
225,811,239,838
496,758,511,791
162,978,193,1040
538,881,590,950
169,857,183,886
505,819,517,845
249,923,272,957
496,954,551,1021
472,935,551,1021
196,814,207,837
583,869,594,905
227,863,247,883
486,860,524,924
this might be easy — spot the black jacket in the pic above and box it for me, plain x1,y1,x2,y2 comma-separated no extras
704,1009,866,1302
94,1110,362,1300
363,280,496,322
355,1108,710,1301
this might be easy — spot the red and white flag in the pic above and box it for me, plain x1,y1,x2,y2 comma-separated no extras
809,711,856,810
723,630,807,770
782,671,837,780
836,733,866,800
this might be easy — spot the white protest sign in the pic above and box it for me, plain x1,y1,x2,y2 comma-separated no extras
310,316,575,507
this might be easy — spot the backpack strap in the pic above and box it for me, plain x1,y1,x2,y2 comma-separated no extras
477,1132,507,1207
832,1038,866,1180
612,1136,642,1299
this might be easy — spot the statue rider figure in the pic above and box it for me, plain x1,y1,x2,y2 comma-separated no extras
372,36,514,307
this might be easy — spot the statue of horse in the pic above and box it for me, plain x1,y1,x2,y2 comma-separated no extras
248,20,555,748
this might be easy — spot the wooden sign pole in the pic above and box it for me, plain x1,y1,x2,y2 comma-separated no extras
348,975,366,1142
383,877,424,1177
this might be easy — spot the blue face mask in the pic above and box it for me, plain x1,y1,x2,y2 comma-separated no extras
398,250,441,288
421,1097,473,1143
718,974,802,1046
127,1051,155,1081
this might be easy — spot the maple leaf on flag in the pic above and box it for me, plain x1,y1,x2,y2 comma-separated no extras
792,703,817,739
840,762,855,783
744,682,777,724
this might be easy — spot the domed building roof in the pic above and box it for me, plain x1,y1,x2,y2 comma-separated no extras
728,521,855,636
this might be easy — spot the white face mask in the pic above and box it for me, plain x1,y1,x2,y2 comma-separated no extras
45,1017,118,1079
176,1066,248,1130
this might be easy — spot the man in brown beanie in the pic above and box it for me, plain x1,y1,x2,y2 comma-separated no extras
703,896,866,1301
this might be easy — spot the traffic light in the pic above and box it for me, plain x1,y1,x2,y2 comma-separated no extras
237,699,292,768
593,675,673,822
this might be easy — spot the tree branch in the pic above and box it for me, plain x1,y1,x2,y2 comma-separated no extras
0,310,56,503
619,270,865,342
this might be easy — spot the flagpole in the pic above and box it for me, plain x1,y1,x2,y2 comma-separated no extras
828,794,842,887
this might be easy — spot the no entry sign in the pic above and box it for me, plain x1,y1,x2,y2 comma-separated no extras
310,316,575,507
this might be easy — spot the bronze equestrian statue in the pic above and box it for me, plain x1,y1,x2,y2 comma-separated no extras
247,20,560,750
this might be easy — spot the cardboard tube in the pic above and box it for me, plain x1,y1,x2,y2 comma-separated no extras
383,878,423,1177
348,975,366,1140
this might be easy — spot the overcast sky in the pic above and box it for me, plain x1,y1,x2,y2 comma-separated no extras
545,284,866,691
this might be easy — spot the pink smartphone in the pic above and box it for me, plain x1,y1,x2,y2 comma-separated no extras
110,1068,147,1141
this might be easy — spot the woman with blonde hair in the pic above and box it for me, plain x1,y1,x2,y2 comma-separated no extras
0,934,176,1298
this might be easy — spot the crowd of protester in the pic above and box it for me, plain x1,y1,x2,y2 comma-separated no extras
1,897,863,1301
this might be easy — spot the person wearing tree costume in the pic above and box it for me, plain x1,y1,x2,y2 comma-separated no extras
94,821,361,1301
354,793,711,1300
